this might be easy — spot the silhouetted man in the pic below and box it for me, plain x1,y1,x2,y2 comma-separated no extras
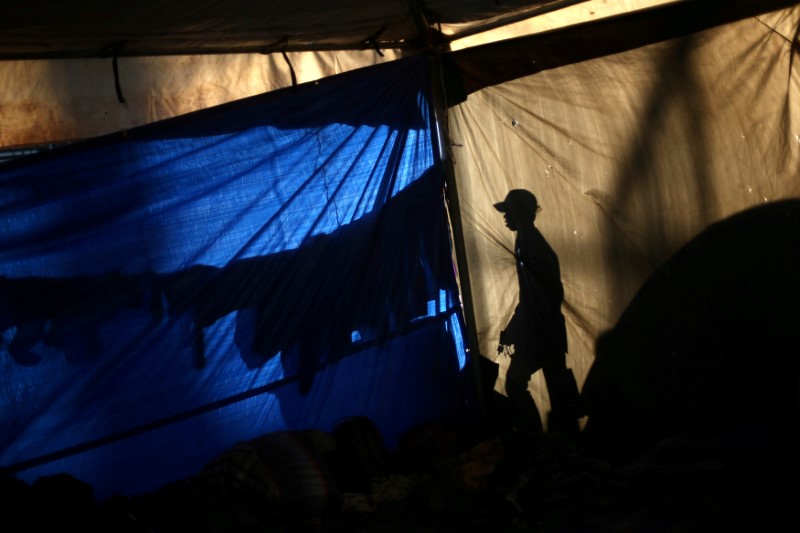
495,189,582,434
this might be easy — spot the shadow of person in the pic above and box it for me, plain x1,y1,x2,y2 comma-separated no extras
494,189,583,435
581,199,800,463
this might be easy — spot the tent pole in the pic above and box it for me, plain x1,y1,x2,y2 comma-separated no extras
427,52,487,423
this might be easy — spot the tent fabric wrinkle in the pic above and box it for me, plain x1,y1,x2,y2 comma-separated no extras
0,55,471,501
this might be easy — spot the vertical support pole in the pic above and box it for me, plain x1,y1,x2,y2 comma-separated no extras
427,52,486,421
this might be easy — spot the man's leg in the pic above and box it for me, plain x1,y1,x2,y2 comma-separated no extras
505,355,544,433
542,364,584,435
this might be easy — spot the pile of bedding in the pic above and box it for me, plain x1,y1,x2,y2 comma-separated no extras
4,414,798,532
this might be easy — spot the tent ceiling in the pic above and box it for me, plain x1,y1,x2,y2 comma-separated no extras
0,0,582,59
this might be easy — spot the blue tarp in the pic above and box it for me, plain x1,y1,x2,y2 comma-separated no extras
0,55,471,500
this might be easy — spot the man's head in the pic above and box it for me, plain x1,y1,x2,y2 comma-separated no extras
494,189,540,230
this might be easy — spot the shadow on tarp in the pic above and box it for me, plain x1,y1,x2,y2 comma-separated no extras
0,165,468,496
581,199,800,462
0,166,453,384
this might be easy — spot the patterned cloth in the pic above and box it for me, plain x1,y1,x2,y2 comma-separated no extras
140,429,338,531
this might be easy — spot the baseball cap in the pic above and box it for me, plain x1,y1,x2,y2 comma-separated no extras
493,189,539,214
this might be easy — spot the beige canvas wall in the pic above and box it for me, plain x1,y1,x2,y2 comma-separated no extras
448,5,800,425
0,50,398,148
